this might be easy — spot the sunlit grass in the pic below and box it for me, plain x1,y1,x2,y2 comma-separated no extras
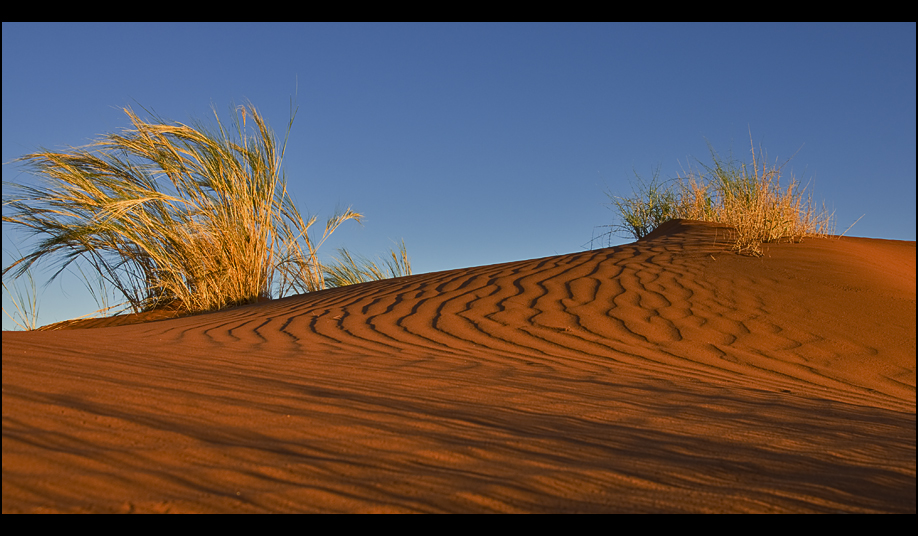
2,102,408,322
604,136,839,256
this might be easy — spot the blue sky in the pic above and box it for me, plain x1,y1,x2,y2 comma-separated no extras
3,22,915,330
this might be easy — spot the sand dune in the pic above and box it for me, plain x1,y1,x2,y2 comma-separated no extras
3,220,915,513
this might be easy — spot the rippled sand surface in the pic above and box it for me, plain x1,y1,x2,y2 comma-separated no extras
4,220,914,513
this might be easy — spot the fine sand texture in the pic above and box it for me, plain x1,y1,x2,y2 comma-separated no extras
3,220,915,513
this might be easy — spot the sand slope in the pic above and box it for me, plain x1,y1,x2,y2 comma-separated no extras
3,220,915,513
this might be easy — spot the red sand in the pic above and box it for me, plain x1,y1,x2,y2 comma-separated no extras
3,220,915,513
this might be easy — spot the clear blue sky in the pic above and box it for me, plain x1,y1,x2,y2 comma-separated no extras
3,22,915,330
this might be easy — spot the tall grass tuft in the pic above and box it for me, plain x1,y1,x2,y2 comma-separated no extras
2,103,364,316
605,136,837,255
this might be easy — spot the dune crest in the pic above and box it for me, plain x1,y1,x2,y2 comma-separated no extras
3,220,915,513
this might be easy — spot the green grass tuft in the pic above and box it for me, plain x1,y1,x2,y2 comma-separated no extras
1,247,40,330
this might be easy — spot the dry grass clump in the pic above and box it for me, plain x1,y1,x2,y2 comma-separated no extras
606,137,836,256
2,103,408,322
323,240,412,288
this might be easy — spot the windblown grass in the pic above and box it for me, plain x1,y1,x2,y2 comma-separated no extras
605,137,837,256
2,103,404,320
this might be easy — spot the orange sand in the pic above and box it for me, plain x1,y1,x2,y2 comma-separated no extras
3,220,915,513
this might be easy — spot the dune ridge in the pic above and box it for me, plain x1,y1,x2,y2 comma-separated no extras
3,220,915,513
